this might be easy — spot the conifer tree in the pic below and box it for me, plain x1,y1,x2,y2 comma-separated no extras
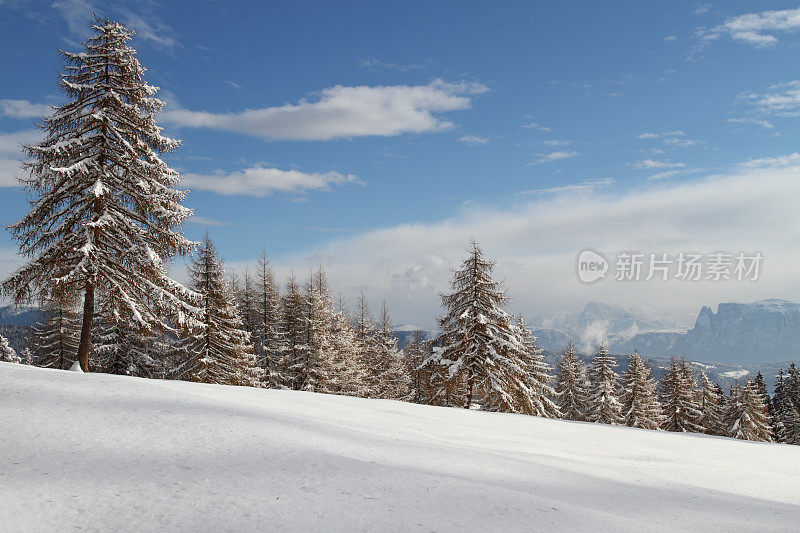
93,293,163,377
405,328,430,404
277,275,307,390
0,334,21,363
585,344,623,425
698,370,724,435
255,251,281,386
174,234,261,386
324,299,368,397
427,241,531,411
299,271,335,392
620,350,662,429
660,359,704,433
370,302,411,400
555,342,587,421
786,363,800,411
352,292,376,397
2,20,197,371
21,347,33,365
33,288,80,369
773,370,800,445
507,317,560,417
724,381,773,442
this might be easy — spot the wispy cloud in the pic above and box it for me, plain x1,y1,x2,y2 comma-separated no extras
727,117,774,129
0,129,39,187
637,130,686,139
182,166,363,197
541,139,572,147
0,99,51,119
633,159,685,170
739,81,800,116
358,58,430,72
530,151,579,164
702,7,800,48
522,120,553,132
458,135,489,145
164,79,488,141
187,215,229,227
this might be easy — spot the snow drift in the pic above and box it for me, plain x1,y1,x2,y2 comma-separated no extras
1,362,799,531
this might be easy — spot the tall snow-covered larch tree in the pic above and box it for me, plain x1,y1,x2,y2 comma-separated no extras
698,369,724,435
255,250,281,386
371,302,411,400
555,341,587,421
510,318,560,417
2,20,197,372
659,358,704,433
277,274,307,390
620,350,662,429
174,233,261,386
405,328,430,404
427,240,531,411
324,297,367,397
585,344,623,425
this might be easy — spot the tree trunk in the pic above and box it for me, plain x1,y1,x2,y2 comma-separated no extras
76,282,95,372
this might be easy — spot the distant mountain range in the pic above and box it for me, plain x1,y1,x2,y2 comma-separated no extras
532,299,800,365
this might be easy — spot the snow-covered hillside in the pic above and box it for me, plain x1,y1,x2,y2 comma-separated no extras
2,363,799,532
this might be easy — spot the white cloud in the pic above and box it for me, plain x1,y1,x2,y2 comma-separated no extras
118,9,179,49
706,7,800,48
694,4,711,16
251,159,800,328
458,135,489,145
727,117,774,129
182,166,362,197
187,216,229,227
531,151,578,164
358,58,429,72
51,0,95,39
663,138,706,148
522,121,552,132
740,81,800,116
542,140,572,147
664,35,678,42
633,159,685,170
637,130,686,139
163,79,489,141
0,99,51,119
0,129,39,187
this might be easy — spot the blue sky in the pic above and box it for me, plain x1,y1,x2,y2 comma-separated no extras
1,1,799,328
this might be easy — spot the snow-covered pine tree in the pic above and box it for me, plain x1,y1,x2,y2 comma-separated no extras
33,288,80,369
620,350,662,429
21,347,33,365
237,269,259,351
255,250,281,387
698,369,724,435
299,270,335,392
507,317,560,417
352,292,377,397
785,363,800,411
405,328,431,404
659,358,704,433
773,370,800,445
93,292,162,377
277,275,307,390
555,342,587,421
324,298,368,397
2,20,198,372
724,381,773,442
174,233,261,386
370,302,411,400
585,344,623,425
426,240,530,411
0,334,21,363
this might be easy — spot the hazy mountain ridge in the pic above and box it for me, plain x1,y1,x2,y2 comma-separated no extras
532,299,800,366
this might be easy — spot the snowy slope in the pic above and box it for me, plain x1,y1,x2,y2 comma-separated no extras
2,363,799,532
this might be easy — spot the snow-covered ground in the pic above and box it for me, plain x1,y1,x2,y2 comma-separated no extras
2,362,799,532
